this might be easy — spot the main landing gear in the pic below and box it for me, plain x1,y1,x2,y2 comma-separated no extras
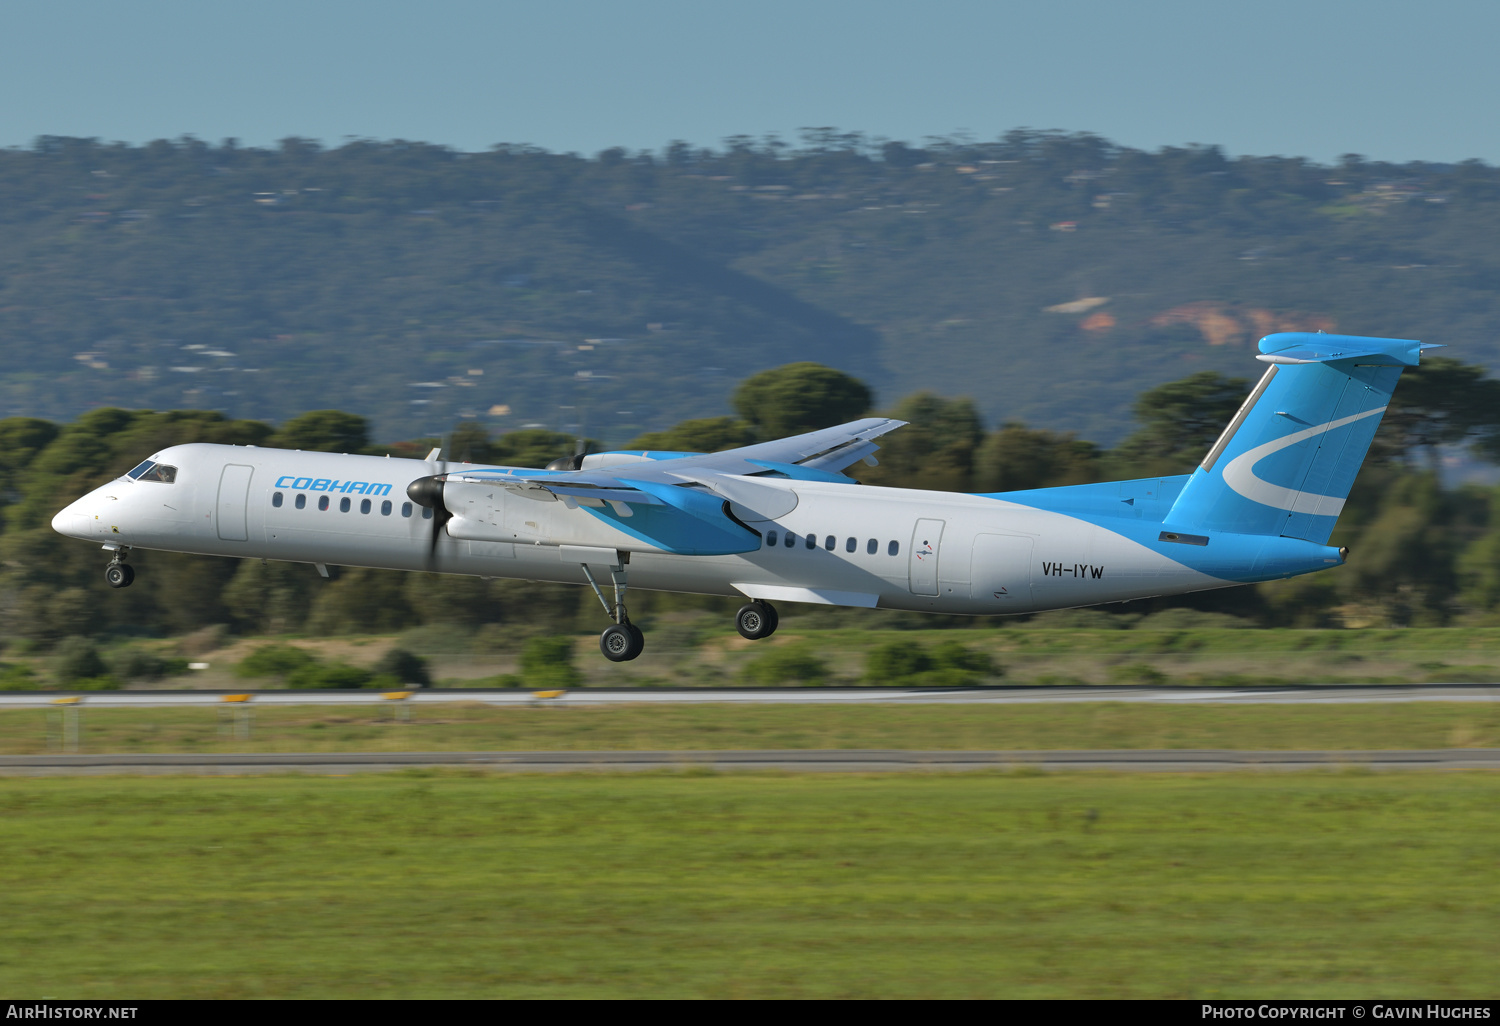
578,553,780,661
580,554,644,662
104,547,134,589
735,601,779,641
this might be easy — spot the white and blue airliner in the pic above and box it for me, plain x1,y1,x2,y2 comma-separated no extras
52,333,1435,660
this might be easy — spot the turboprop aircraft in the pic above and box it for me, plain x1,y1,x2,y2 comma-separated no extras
52,332,1437,661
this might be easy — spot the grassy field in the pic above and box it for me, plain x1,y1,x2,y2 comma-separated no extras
3,702,1500,755
1,772,1496,998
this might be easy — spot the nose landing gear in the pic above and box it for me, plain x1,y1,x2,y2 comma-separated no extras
104,548,134,589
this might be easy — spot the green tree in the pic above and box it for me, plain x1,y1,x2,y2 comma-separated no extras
628,416,756,453
373,648,433,688
1337,475,1460,625
236,643,318,681
489,429,596,469
223,560,316,635
307,568,414,634
1376,357,1500,468
54,636,107,682
1111,372,1250,476
269,411,370,454
732,363,872,441
519,635,581,688
739,643,829,685
447,422,492,464
974,423,1103,492
858,394,983,491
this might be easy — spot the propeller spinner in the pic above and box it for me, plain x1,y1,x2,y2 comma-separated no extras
407,473,452,562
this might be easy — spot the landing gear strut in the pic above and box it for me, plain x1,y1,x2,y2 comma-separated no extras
581,554,644,662
104,547,134,589
735,601,778,640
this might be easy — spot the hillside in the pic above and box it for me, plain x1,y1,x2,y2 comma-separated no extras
2,132,1498,444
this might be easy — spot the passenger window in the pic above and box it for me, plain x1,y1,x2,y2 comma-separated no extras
272,491,284,508
422,507,433,520
888,540,899,556
401,502,413,518
318,496,330,511
845,537,856,553
339,497,351,513
824,535,835,550
867,538,877,555
360,498,371,514
766,530,778,547
295,494,306,510
783,532,795,548
805,533,816,550
381,500,392,516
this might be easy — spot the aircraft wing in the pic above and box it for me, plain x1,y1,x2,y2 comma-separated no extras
452,418,905,496
437,418,907,554
675,417,908,476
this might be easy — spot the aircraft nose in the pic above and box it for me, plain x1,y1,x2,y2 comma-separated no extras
51,499,92,539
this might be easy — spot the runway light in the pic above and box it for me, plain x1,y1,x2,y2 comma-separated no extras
222,694,252,703
382,692,413,701
533,690,567,700
52,696,82,705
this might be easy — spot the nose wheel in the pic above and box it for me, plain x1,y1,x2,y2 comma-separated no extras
105,551,134,589
735,601,778,640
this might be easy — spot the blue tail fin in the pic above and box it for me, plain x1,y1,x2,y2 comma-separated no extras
1164,333,1440,544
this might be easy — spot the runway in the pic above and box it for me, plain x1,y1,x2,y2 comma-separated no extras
1,684,1497,708
2,748,1497,775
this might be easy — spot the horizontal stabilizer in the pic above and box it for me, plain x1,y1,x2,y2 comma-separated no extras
1255,332,1440,367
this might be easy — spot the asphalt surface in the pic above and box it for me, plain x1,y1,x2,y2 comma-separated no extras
3,748,1497,775
1,684,1497,708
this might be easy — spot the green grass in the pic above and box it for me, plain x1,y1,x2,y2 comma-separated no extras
3,702,1500,755
1,772,1496,998
15,625,1500,691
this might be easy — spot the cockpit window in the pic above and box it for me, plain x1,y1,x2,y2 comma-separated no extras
138,464,177,483
126,460,155,480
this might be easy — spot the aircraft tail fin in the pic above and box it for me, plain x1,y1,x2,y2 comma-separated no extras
1163,333,1441,544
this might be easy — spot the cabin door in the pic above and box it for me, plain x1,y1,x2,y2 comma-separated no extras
971,533,1034,605
216,464,254,541
908,518,945,596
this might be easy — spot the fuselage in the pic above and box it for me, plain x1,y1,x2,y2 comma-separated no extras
52,442,1341,616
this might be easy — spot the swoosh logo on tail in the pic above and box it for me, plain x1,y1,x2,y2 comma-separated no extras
1219,406,1386,515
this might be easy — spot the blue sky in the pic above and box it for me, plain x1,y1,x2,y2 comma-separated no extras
3,0,1498,164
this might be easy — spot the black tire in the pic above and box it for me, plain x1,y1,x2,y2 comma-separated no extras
763,603,779,637
626,623,645,658
600,623,641,662
736,602,776,640
105,564,134,589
